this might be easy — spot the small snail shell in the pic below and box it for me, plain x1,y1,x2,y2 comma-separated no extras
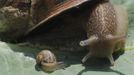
36,50,65,72
36,50,56,64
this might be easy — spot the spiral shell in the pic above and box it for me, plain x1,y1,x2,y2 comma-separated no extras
36,50,65,72
36,50,56,64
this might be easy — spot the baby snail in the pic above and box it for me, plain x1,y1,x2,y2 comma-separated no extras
36,50,66,72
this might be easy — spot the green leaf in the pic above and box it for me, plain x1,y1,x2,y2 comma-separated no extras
0,42,134,75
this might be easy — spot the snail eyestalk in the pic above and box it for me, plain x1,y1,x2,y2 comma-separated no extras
82,52,91,63
80,36,98,47
108,55,114,66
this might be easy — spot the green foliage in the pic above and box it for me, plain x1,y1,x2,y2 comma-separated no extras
0,42,134,75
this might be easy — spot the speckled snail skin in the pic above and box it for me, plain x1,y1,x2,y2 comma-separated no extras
80,0,128,65
36,50,65,72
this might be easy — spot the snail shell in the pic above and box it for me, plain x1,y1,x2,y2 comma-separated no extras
36,50,56,64
26,0,92,35
36,50,65,72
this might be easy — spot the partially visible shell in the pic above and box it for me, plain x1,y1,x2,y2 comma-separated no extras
26,0,91,35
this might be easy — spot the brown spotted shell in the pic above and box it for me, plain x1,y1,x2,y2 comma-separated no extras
36,50,66,72
36,50,56,64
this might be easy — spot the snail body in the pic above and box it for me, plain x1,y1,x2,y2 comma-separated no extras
36,50,65,72
80,0,128,65
41,61,65,72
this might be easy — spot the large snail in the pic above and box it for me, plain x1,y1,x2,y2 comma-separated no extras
79,0,128,65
